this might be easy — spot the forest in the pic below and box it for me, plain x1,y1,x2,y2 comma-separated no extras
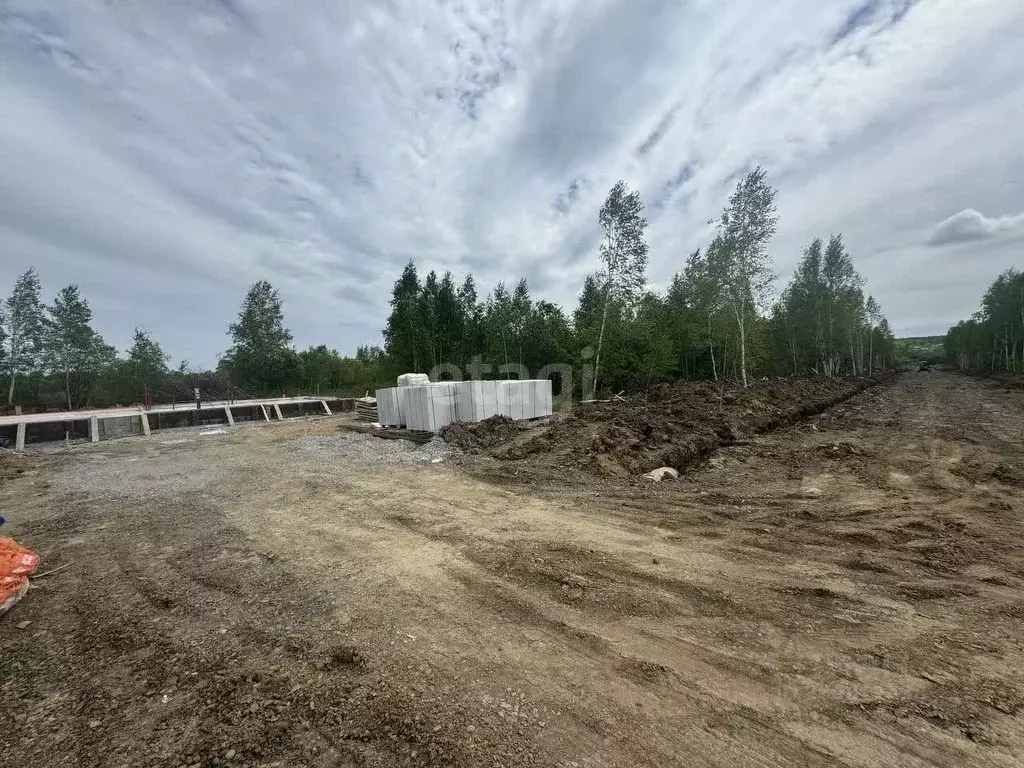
383,169,897,396
1,169,897,412
944,268,1024,373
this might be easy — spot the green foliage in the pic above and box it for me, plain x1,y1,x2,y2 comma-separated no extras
771,235,893,376
297,344,390,397
3,268,46,404
945,269,1024,371
592,180,649,396
2,166,902,413
382,260,424,372
220,280,299,396
43,284,117,409
706,167,779,386
897,336,944,365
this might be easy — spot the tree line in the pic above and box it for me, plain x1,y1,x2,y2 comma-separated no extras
3,168,896,412
384,169,896,396
944,269,1024,372
0,271,386,412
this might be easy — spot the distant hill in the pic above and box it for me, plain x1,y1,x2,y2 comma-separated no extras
897,336,945,363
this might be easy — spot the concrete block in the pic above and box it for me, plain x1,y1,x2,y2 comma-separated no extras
90,416,100,443
480,381,498,420
224,406,235,427
397,387,410,425
16,422,26,451
376,387,403,427
140,413,151,436
523,380,537,419
405,386,429,431
429,385,456,430
454,382,475,422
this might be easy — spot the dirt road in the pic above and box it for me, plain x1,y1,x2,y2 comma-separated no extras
2,372,1023,767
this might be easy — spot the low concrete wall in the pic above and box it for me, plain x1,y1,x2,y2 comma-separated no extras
4,397,358,449
25,419,91,444
99,415,145,439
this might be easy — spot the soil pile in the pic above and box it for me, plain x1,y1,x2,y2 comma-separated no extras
973,371,1024,389
506,375,887,475
439,415,520,452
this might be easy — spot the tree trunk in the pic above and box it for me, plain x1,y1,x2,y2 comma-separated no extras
592,279,612,398
738,319,747,387
6,330,18,405
733,300,748,387
708,316,718,381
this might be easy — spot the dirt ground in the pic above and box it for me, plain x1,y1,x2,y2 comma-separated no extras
487,375,884,475
2,371,1023,767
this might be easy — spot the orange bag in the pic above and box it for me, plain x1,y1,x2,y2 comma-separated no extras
0,536,40,577
0,537,39,617
0,575,29,615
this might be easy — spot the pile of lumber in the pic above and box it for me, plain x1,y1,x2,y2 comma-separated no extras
338,422,432,444
355,397,378,422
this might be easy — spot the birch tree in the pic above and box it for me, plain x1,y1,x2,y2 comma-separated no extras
592,181,648,398
707,168,778,387
865,295,882,372
945,269,1024,372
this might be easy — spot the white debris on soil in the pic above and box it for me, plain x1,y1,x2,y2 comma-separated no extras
296,433,461,467
643,467,680,482
199,429,228,436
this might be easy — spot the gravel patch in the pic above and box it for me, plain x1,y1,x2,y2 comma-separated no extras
296,433,461,466
43,428,461,505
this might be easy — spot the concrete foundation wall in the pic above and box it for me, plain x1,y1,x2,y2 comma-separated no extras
99,415,145,439
5,396,358,449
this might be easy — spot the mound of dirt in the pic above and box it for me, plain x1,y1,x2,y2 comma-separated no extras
505,375,888,476
966,371,1024,389
439,415,520,453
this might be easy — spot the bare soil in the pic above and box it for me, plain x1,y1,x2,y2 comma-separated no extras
439,414,521,453
2,371,1023,767
497,375,886,475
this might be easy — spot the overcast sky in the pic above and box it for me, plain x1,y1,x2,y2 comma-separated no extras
1,0,1022,368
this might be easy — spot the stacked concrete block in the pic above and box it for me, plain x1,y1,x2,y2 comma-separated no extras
376,388,402,427
378,379,553,433
535,379,553,416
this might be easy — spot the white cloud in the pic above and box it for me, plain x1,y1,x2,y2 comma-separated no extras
927,209,1024,246
0,0,1022,365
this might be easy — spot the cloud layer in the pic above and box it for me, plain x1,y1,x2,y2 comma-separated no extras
1,0,1022,365
928,209,1024,246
